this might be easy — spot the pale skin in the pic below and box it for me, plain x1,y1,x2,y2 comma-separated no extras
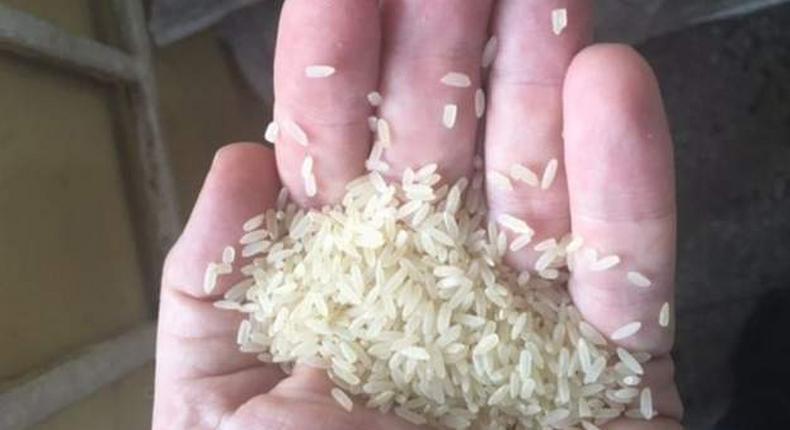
154,1,683,429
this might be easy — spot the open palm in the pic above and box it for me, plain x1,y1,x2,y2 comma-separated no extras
153,1,683,429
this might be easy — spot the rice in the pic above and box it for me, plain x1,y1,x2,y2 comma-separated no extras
331,387,354,412
590,254,621,271
475,89,486,119
301,155,314,179
611,321,642,341
377,118,392,147
627,271,652,287
443,104,458,129
640,387,654,419
488,171,514,191
551,8,568,35
482,36,498,68
509,234,533,252
222,246,235,264
367,91,383,107
440,72,472,88
305,64,336,78
534,238,557,252
395,406,428,425
203,263,218,294
213,161,658,429
497,214,533,235
242,214,265,232
616,347,644,375
264,121,279,143
304,174,318,197
541,158,559,190
283,119,309,146
510,163,539,187
659,302,671,327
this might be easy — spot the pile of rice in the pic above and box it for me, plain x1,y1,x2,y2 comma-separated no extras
207,162,658,429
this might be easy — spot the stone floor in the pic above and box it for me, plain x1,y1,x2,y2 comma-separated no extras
638,4,790,428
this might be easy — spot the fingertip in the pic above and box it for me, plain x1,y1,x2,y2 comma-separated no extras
211,142,277,175
565,44,660,108
563,43,674,221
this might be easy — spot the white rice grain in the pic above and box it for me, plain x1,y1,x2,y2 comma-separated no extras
440,72,472,88
305,64,336,78
331,387,354,412
489,171,513,191
222,246,235,264
616,347,644,375
497,214,533,235
475,88,486,118
551,8,568,36
443,104,458,129
659,302,671,327
541,158,559,190
264,121,279,143
510,163,539,187
590,254,621,272
377,118,392,148
283,119,309,146
627,271,652,287
640,387,654,419
482,36,498,68
611,321,642,341
367,91,382,107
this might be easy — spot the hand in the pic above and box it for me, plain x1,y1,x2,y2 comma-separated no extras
153,1,683,429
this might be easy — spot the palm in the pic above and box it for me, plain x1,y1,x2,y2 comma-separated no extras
154,1,682,429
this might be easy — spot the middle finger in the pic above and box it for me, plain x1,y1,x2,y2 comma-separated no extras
377,0,494,182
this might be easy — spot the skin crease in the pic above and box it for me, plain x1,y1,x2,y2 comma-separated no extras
153,1,683,429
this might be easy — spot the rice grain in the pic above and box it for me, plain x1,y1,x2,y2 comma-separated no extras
659,302,671,327
305,65,336,78
440,72,472,88
611,321,642,341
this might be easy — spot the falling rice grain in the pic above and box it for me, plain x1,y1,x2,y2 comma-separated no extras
611,321,642,341
551,8,568,36
616,347,644,375
489,171,514,191
510,163,539,187
482,36,498,68
222,246,235,264
590,254,621,272
475,88,486,118
443,104,459,129
440,72,472,88
640,387,654,419
331,387,354,412
305,64,336,78
627,271,652,288
283,120,309,146
541,158,559,190
367,91,382,106
659,302,671,327
264,121,279,143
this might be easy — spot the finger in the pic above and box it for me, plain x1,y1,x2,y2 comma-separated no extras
564,45,676,356
272,0,381,205
377,0,494,181
159,143,284,382
485,1,592,270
